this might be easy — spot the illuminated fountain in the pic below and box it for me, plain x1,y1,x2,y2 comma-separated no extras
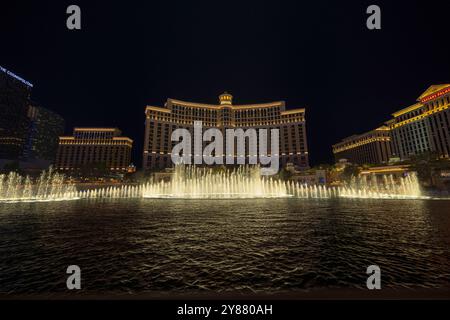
337,172,423,199
0,165,427,203
140,165,425,199
143,165,289,199
0,168,78,202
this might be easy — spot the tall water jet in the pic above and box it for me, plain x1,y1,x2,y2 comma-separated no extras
0,165,427,203
0,168,78,202
141,166,425,200
143,165,290,199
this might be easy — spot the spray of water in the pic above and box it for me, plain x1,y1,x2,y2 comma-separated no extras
0,165,427,203
143,165,289,199
0,167,78,202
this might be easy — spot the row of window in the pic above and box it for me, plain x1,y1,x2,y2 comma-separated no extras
335,140,391,164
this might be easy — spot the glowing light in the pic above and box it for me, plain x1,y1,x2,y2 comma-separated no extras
1,165,428,203
0,65,33,87
420,86,450,103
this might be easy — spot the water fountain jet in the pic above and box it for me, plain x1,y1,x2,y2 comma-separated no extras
0,165,428,203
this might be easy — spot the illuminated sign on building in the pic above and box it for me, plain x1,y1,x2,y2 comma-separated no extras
0,65,34,88
420,86,450,103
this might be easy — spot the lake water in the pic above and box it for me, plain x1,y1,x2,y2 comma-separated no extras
1,198,450,296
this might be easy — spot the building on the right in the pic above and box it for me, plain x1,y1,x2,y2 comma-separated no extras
388,84,450,160
332,126,393,165
387,103,433,160
333,84,450,165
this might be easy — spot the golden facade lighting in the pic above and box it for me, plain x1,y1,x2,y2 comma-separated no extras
143,93,309,170
55,127,133,173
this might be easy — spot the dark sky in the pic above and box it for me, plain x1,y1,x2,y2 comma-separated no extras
1,0,450,167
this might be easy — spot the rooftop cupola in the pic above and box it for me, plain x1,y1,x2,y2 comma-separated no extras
219,92,233,105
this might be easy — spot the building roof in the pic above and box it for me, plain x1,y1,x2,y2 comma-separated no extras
391,103,423,117
417,84,450,102
333,126,390,150
167,98,286,110
73,127,120,132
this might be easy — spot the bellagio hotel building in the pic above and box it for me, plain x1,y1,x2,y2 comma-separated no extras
143,93,309,170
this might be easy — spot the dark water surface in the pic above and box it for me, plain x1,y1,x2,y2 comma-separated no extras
1,198,450,296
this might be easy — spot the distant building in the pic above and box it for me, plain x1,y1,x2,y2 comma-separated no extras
288,167,327,185
359,165,411,177
24,104,65,163
0,65,33,160
143,93,309,170
332,126,393,165
55,128,133,174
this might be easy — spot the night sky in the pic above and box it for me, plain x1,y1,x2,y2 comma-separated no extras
1,0,450,167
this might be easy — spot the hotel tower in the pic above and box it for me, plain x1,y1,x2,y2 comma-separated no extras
56,128,133,173
143,93,309,170
333,84,450,164
332,126,393,165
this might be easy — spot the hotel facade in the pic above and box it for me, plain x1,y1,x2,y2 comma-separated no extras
333,84,450,164
55,128,133,174
0,66,33,160
1,66,64,172
332,126,393,165
389,84,450,160
143,93,309,170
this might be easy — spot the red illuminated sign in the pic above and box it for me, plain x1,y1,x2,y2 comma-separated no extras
420,86,450,103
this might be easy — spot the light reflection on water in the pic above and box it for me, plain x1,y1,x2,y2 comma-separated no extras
0,198,449,295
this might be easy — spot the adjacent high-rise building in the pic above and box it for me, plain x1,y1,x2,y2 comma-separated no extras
333,84,450,164
24,104,65,162
1,66,65,172
332,126,393,165
55,128,133,174
0,65,33,160
388,84,450,160
143,93,309,170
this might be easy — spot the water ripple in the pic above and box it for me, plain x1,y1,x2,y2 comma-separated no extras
0,198,450,295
